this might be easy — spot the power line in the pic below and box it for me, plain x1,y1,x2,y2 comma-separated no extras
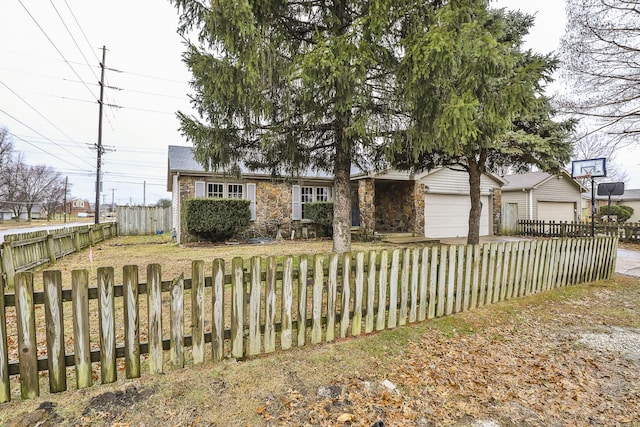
49,0,100,83
106,67,187,84
0,109,95,169
0,80,95,158
63,0,101,64
2,127,92,172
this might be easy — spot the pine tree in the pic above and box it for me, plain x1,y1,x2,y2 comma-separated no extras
394,0,573,244
170,0,410,253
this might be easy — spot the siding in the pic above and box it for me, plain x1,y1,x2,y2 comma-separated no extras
420,168,498,195
502,175,582,221
534,176,581,221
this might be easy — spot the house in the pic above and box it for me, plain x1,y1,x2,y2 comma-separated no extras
168,145,505,242
596,188,640,223
65,198,92,217
351,168,504,239
501,171,586,224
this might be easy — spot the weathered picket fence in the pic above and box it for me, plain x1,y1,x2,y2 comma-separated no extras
0,223,117,288
518,220,640,242
0,237,618,402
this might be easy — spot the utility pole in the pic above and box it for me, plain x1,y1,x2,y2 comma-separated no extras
111,188,116,212
94,45,106,225
63,176,68,224
143,180,146,206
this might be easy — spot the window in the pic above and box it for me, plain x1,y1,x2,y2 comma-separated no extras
73,200,85,208
228,184,243,199
301,186,330,219
207,183,224,198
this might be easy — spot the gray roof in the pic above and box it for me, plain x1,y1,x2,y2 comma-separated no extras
501,170,586,192
501,171,554,191
168,145,364,180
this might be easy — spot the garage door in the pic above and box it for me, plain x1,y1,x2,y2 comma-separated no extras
424,194,490,238
538,202,575,222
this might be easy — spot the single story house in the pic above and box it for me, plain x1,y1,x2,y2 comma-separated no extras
596,188,640,223
168,145,504,242
501,170,586,225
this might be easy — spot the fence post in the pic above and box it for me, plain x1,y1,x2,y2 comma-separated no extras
1,244,15,290
98,267,117,384
122,265,140,379
72,269,92,389
15,272,39,399
46,233,56,264
147,264,163,374
0,275,10,403
43,270,66,393
191,260,205,365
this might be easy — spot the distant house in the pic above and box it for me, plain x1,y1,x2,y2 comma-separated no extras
66,198,92,217
596,188,640,222
501,171,586,223
168,145,504,242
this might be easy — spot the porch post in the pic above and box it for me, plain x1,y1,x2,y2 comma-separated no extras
358,179,375,236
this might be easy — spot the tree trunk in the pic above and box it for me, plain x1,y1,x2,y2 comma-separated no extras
332,137,352,253
467,156,483,245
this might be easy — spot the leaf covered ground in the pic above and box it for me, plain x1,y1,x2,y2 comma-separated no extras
2,272,638,426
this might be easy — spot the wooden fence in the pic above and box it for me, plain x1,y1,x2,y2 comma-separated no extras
0,237,618,402
116,206,172,236
518,220,640,242
0,223,117,289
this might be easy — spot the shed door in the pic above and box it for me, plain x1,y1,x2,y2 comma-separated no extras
538,202,575,222
424,194,490,238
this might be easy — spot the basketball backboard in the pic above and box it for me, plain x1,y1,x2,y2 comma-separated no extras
571,158,607,179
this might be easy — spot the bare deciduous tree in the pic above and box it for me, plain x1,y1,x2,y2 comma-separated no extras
560,0,640,147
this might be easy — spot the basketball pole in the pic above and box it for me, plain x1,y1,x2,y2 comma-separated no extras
591,176,595,238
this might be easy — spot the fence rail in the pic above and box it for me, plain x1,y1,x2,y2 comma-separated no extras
518,220,640,242
0,223,117,289
0,237,618,402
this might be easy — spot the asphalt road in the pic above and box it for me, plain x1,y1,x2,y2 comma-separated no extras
0,222,93,243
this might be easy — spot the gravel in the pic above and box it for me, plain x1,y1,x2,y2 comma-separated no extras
578,327,640,361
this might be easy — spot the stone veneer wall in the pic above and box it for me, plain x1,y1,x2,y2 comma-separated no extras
492,188,501,235
375,181,415,232
358,179,375,233
253,181,293,237
412,181,425,236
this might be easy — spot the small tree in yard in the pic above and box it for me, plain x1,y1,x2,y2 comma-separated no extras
393,0,574,244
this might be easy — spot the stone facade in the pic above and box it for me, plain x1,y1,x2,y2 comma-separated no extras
357,179,375,233
254,181,293,237
492,188,502,235
412,181,425,236
375,181,416,232
177,175,319,241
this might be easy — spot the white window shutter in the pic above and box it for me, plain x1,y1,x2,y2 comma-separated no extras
195,181,205,197
246,183,256,221
292,185,301,220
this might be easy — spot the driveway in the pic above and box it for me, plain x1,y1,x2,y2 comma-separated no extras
438,236,640,278
616,248,640,277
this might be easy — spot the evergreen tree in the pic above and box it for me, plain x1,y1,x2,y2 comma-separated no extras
170,0,411,253
393,0,573,244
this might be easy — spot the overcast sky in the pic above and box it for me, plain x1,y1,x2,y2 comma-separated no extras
1,0,638,209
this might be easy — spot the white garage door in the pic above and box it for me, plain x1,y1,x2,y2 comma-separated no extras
424,194,490,238
538,202,575,222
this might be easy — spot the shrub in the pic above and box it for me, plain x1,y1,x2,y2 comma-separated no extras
599,204,634,223
305,202,333,237
185,198,251,241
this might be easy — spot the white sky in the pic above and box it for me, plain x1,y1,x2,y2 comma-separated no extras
1,0,638,208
